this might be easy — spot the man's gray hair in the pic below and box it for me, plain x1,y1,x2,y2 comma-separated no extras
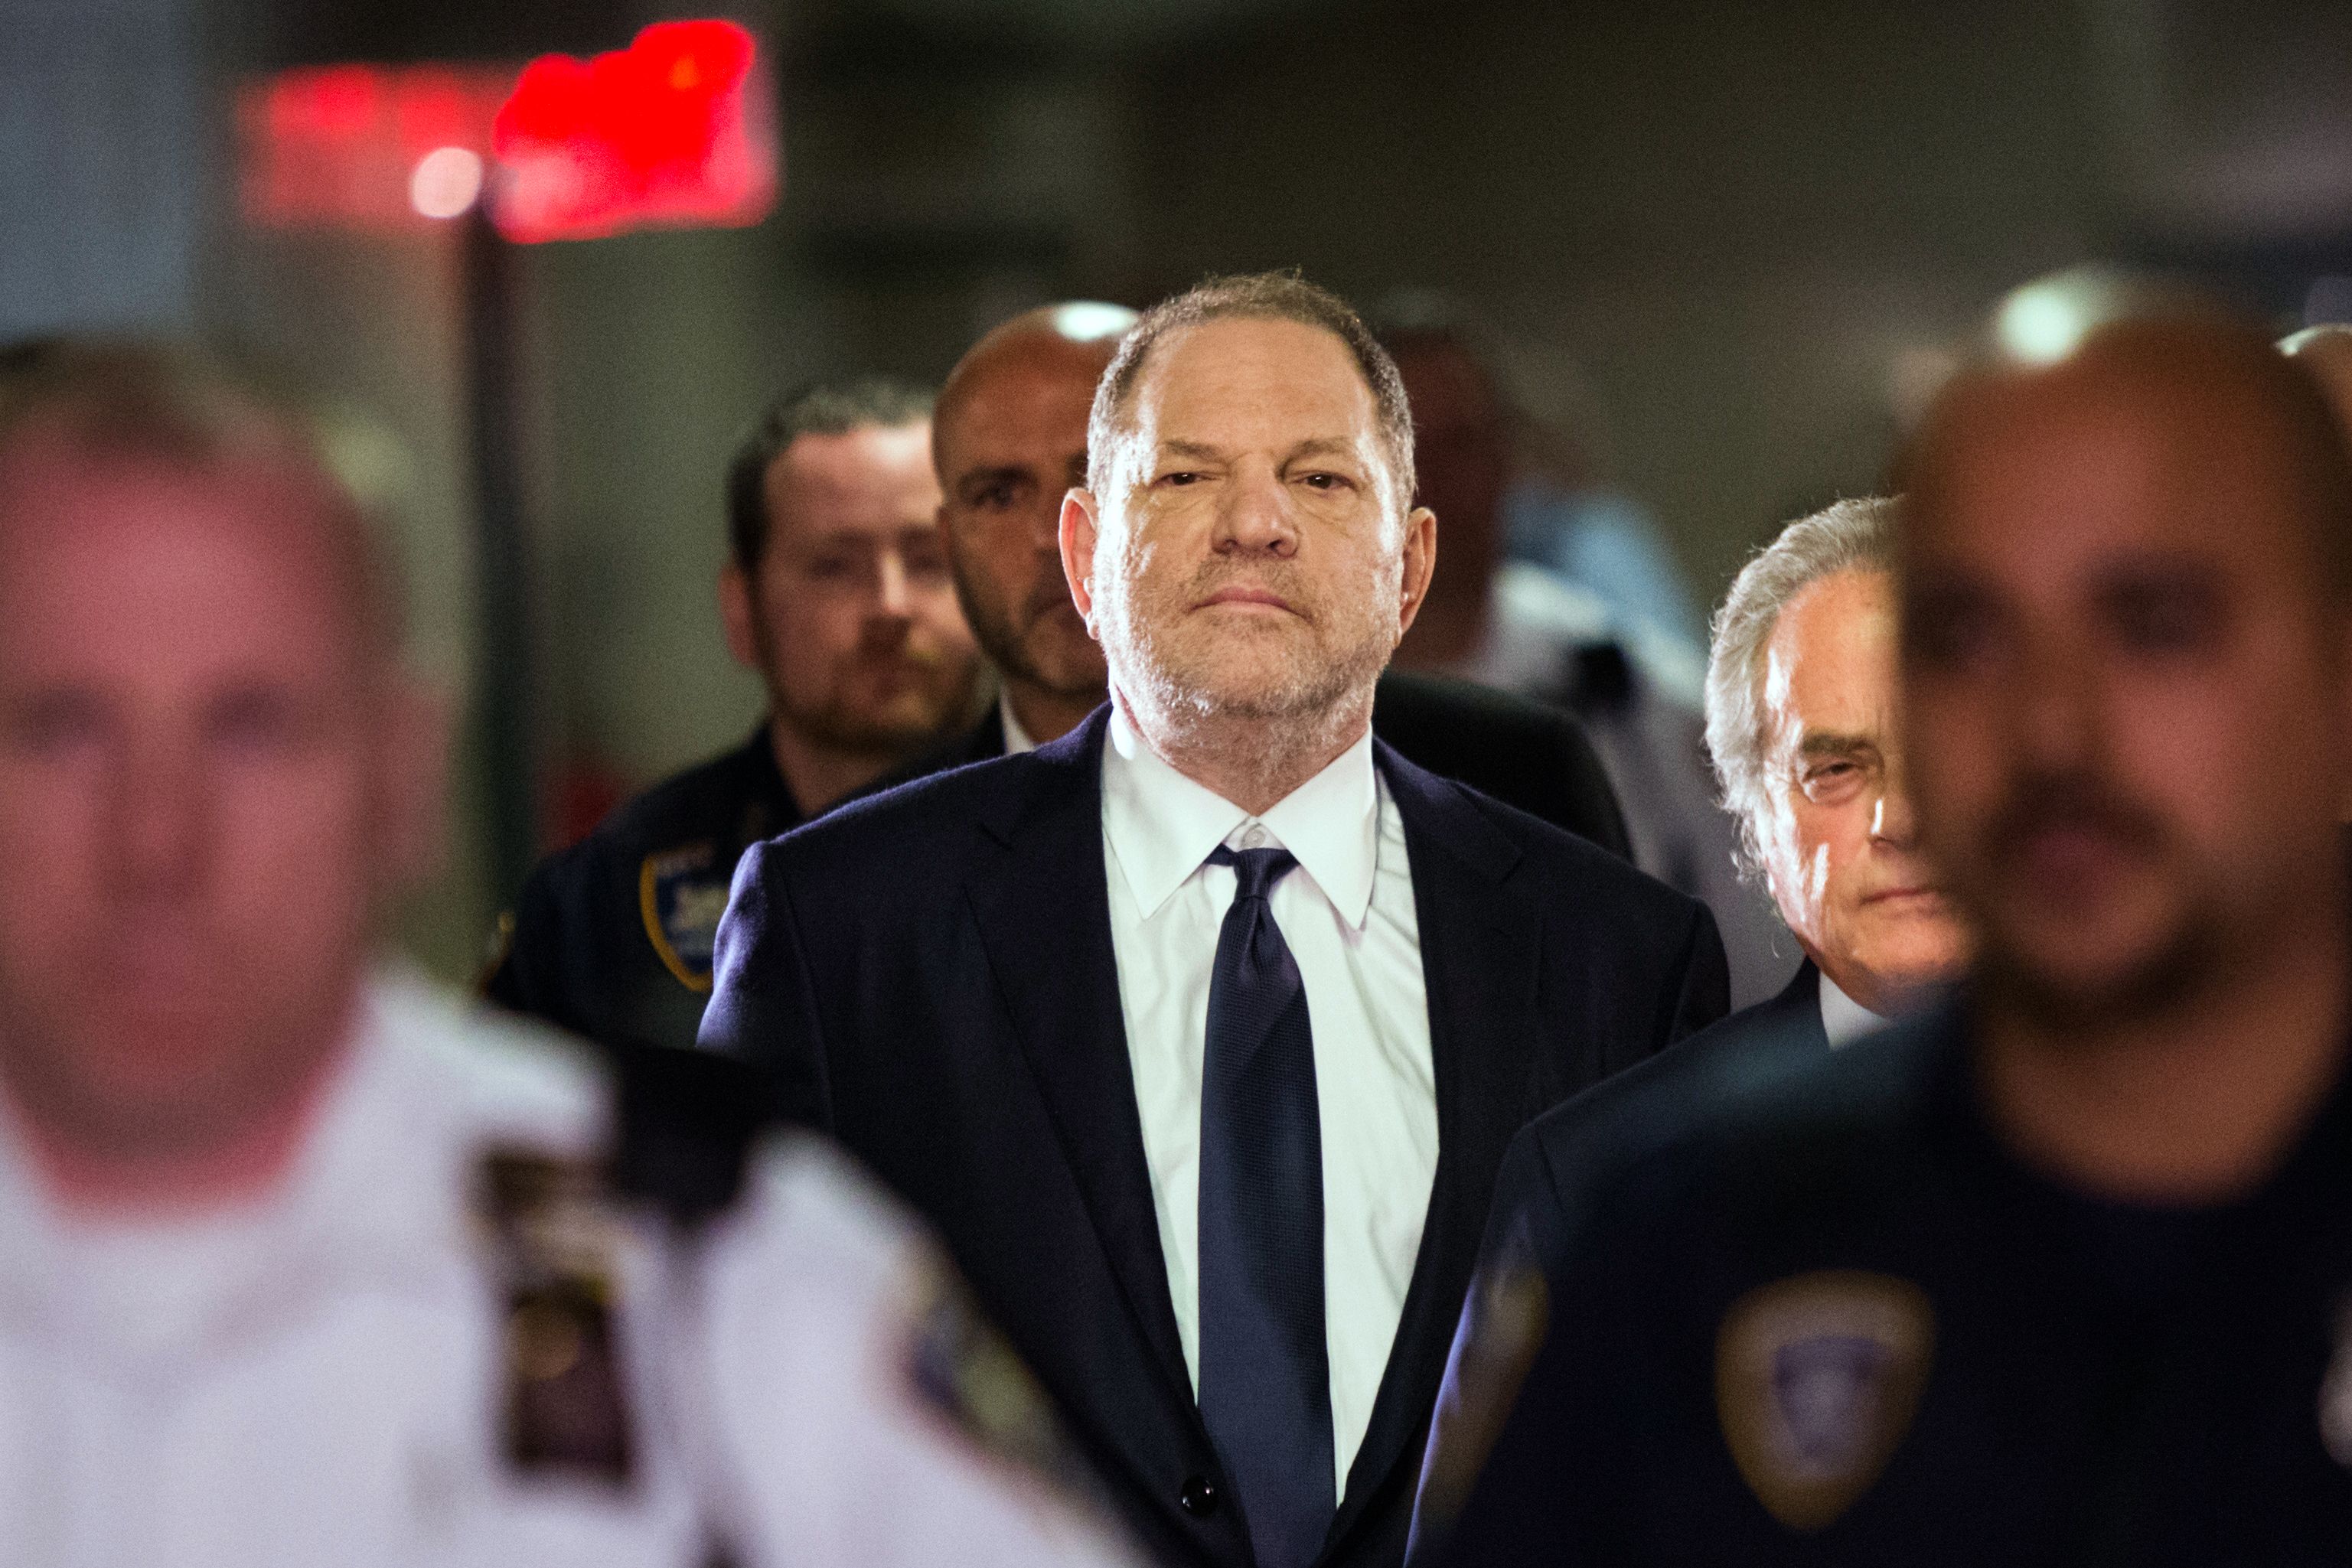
1085,271,1416,509
1705,496,1900,882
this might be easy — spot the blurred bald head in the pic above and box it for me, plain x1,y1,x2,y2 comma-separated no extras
1894,308,2352,1028
935,302,1138,742
2282,324,2352,448
0,342,402,663
0,341,441,1198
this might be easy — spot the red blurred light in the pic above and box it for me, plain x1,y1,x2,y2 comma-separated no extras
241,64,508,230
491,20,775,243
237,22,776,240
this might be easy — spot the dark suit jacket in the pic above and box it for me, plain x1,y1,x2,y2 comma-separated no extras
700,706,1727,1568
1407,960,1832,1561
876,672,1632,862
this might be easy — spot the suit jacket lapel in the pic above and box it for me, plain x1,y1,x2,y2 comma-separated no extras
1329,745,1540,1551
961,707,1202,1423
1775,960,1828,1048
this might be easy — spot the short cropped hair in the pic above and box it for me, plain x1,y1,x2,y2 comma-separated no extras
0,336,400,654
725,376,935,572
1085,271,1416,507
1705,497,1900,882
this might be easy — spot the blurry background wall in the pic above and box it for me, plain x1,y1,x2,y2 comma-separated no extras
7,0,2350,979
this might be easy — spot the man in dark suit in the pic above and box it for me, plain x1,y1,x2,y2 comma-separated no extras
899,300,1630,855
701,272,1727,1568
1407,496,1969,1556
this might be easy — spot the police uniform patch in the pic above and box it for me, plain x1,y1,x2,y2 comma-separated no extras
2317,1297,2352,1466
1715,1270,1934,1531
477,1149,641,1485
1415,1244,1552,1533
900,1253,1111,1520
638,843,732,994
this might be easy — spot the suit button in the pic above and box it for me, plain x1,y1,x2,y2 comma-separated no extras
1179,1475,1220,1517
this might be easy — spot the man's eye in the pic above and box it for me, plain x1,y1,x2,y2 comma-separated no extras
1156,471,1200,487
974,484,1017,510
807,555,861,580
210,691,312,755
1300,471,1353,491
1,693,104,755
1904,588,1999,670
1800,761,1865,802
2104,579,2221,655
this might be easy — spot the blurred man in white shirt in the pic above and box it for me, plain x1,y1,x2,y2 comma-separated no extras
0,341,1136,1568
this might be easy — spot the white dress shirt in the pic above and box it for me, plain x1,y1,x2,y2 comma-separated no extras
1101,700,1438,1496
1000,693,1039,755
1819,970,1890,1048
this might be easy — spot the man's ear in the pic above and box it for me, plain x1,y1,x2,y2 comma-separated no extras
1395,505,1439,637
718,560,759,672
1061,488,1103,634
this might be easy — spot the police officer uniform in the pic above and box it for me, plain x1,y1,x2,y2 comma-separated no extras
1430,999,2352,1566
488,726,801,1053
0,970,1140,1568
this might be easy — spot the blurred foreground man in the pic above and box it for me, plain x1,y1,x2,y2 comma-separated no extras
911,300,1632,854
1408,497,1969,1555
1435,311,2352,1564
0,344,1130,1568
488,378,979,1051
702,274,1727,1568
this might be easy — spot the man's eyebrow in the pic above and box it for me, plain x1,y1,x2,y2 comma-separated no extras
1797,730,1878,761
1156,439,1228,463
1283,436,1360,465
956,465,1033,496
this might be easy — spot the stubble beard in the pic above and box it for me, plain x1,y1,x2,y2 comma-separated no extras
1097,550,1394,798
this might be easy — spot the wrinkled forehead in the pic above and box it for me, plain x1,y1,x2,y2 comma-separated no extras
1906,383,2321,594
1121,318,1390,468
0,442,383,685
1763,569,1900,734
764,422,939,535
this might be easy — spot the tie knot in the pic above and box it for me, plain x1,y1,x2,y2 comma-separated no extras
1209,843,1297,901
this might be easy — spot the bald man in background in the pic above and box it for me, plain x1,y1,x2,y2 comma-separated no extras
1437,308,2352,1563
895,302,1635,853
2282,324,2352,432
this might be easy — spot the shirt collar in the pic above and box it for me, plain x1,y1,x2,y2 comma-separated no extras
1819,969,1890,1048
1102,696,1381,928
999,690,1039,756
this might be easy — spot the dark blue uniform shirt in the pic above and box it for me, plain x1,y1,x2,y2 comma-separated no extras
1438,999,2352,1566
486,725,801,1052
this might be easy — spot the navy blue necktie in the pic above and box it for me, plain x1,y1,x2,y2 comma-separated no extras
1197,843,1334,1568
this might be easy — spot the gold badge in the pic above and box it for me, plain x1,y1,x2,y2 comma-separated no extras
1716,1270,1934,1531
639,843,727,993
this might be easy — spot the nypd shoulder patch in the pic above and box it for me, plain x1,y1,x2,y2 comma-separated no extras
1716,1269,1935,1531
638,843,731,993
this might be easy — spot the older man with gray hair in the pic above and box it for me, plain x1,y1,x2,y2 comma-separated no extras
1408,496,1967,1563
1703,494,1968,1042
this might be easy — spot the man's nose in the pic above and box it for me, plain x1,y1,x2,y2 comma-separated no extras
2008,621,2099,774
1870,782,1920,849
1214,463,1300,556
1871,749,1921,848
874,550,915,619
111,734,206,899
